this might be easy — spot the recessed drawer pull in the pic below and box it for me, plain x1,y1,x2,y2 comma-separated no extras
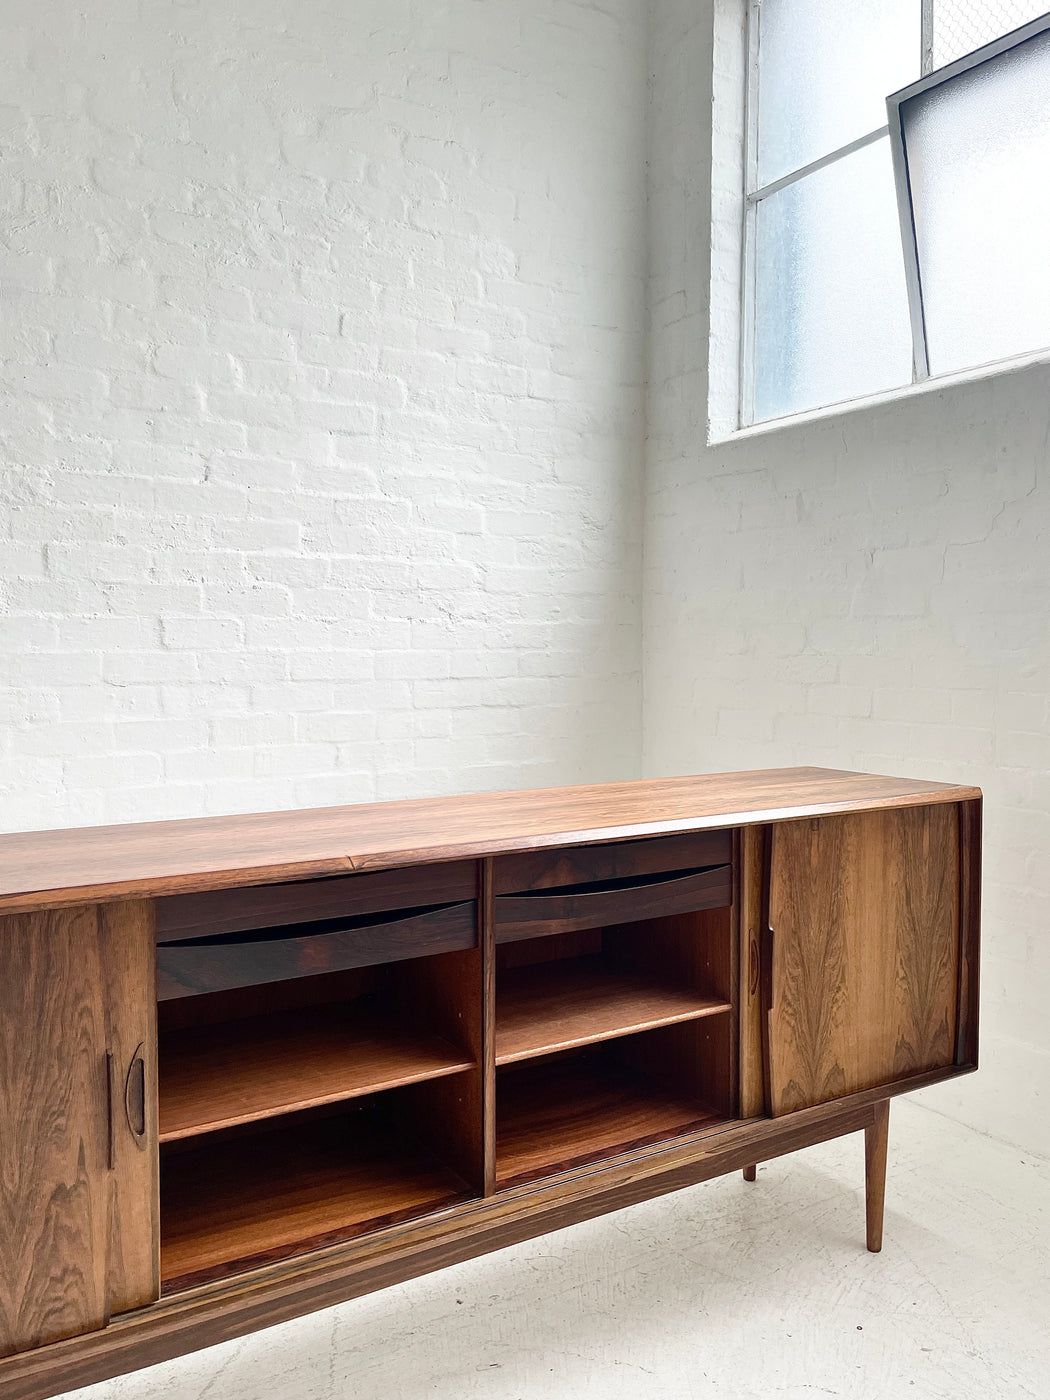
495,866,732,943
494,829,733,895
156,861,478,943
157,900,477,1000
506,864,719,899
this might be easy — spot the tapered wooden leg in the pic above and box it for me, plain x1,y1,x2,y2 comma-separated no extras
742,1164,757,1182
865,1100,889,1252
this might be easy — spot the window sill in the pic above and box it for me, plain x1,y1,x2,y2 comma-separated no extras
708,344,1050,446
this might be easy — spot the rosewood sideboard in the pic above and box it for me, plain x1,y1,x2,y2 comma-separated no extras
0,766,981,1399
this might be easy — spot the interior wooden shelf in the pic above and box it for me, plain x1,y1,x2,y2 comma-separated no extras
159,1004,474,1142
160,1111,474,1292
495,1051,725,1190
495,955,731,1066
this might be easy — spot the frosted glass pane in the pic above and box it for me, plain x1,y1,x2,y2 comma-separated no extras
904,27,1050,374
757,0,919,186
753,137,913,423
934,0,1049,67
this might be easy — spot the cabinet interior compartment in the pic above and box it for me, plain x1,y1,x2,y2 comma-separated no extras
495,905,734,1065
495,905,735,1189
158,949,480,1140
158,944,484,1293
495,1026,729,1190
160,1086,476,1293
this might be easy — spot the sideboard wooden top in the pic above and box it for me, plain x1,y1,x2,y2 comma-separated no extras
0,766,980,913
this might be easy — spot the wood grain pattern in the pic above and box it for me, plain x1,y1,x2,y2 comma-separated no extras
97,902,160,1312
493,830,732,894
158,1007,474,1141
494,865,732,943
766,805,961,1114
160,1110,474,1292
0,905,158,1352
495,1050,723,1188
890,806,960,1079
0,907,110,1355
495,956,732,1065
0,768,979,914
156,900,476,999
607,906,733,1002
0,1077,971,1400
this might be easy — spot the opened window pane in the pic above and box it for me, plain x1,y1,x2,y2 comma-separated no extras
900,25,1050,373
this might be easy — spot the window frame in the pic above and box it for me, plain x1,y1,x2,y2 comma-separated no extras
737,1,1050,430
886,9,1050,382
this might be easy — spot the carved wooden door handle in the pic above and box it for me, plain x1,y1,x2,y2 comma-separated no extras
748,932,760,996
124,1043,148,1150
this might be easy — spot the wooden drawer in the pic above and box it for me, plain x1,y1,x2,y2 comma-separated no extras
495,865,732,943
156,861,477,943
494,830,731,896
157,901,477,999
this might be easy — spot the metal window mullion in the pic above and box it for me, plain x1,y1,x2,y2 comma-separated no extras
921,0,935,75
739,0,762,428
747,124,890,206
740,200,759,428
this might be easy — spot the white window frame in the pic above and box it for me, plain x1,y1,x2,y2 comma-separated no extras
735,1,1050,433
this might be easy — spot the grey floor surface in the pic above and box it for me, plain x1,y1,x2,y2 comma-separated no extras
59,1098,1050,1400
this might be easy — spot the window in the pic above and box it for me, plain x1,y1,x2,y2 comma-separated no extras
889,15,1050,376
741,1,1050,427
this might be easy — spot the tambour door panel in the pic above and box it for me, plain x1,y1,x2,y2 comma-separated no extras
766,805,961,1115
0,903,157,1357
98,902,159,1312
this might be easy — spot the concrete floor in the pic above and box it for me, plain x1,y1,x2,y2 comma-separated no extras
62,1099,1050,1400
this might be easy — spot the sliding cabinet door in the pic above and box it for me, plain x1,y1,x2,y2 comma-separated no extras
765,805,963,1116
0,902,157,1355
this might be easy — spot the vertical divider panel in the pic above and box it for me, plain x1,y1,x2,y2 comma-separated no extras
690,906,735,1120
605,901,736,1120
737,825,767,1119
397,943,484,1192
480,858,497,1195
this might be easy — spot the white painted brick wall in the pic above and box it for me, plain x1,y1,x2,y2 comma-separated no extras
646,0,1050,1154
0,0,647,831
